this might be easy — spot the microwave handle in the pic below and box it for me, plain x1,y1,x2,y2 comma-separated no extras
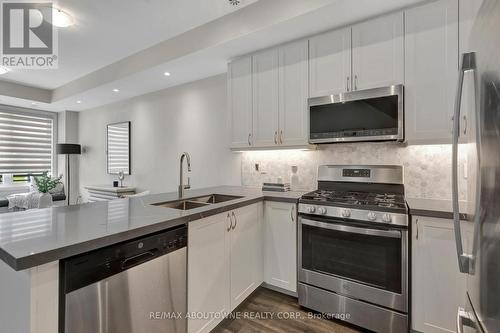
301,218,401,239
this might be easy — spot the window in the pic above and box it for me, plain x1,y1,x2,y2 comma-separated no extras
0,107,57,184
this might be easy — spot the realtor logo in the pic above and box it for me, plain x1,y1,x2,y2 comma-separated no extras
1,2,58,69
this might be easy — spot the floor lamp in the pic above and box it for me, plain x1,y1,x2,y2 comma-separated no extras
57,144,81,205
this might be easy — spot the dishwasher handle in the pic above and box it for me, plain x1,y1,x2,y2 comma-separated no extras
120,250,158,270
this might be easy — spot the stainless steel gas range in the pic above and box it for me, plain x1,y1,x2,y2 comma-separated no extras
298,165,409,333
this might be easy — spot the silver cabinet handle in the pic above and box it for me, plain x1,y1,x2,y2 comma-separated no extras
463,115,467,135
415,218,419,240
290,205,295,222
231,211,237,230
346,76,350,91
354,75,358,90
452,52,476,274
274,131,278,144
247,133,252,146
457,307,476,333
280,130,284,144
226,213,232,232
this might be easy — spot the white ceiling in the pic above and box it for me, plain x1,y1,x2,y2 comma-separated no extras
0,0,258,89
0,0,428,112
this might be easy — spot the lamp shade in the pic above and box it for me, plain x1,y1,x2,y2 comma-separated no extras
57,143,81,155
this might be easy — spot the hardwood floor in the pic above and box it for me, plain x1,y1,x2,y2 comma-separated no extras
212,287,366,333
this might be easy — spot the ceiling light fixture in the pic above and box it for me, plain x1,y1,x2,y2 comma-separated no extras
76,100,82,104
52,8,74,27
0,66,10,75
31,102,38,106
164,72,171,76
228,0,241,6
113,88,119,92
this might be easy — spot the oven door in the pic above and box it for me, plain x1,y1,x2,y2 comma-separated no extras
298,216,408,312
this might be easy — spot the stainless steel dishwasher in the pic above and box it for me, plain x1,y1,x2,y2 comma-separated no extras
61,225,187,333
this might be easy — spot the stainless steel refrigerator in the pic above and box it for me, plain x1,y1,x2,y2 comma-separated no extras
453,1,500,333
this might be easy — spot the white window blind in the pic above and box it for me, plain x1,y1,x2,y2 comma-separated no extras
0,109,54,175
107,122,130,175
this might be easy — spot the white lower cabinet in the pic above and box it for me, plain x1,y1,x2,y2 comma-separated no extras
412,216,472,333
229,203,264,310
188,203,263,333
188,212,231,333
264,201,297,293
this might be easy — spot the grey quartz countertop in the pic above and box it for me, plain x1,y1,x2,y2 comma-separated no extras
0,186,304,271
407,197,468,220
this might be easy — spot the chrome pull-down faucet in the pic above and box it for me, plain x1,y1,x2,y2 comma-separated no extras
179,152,191,198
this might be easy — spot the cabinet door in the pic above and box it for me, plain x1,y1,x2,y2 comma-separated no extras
230,203,263,310
228,57,253,148
309,28,351,97
188,213,231,333
264,201,297,293
352,12,404,90
278,40,309,146
405,0,459,144
252,49,279,147
459,0,483,141
412,216,467,333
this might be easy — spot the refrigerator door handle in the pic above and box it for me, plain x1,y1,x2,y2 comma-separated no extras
452,52,476,274
457,307,478,333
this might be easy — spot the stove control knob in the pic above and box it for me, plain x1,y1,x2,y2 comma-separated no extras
341,209,351,218
318,207,327,215
306,206,316,213
367,211,377,221
382,213,392,223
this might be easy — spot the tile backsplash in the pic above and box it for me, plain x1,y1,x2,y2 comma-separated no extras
241,142,468,201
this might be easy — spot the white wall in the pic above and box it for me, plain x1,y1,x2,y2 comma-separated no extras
78,74,240,200
241,143,469,201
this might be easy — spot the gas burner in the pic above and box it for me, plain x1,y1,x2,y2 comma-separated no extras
375,193,396,198
301,189,407,212
378,202,398,208
375,198,397,203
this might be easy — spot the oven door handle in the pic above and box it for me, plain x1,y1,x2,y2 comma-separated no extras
301,218,402,239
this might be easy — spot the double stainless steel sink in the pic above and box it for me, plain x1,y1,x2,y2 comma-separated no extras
152,194,243,211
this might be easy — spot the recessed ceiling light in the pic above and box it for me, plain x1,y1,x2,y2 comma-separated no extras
52,8,74,27
113,88,119,92
0,66,10,75
76,100,82,104
164,72,171,76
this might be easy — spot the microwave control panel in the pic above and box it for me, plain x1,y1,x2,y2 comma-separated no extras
342,169,371,178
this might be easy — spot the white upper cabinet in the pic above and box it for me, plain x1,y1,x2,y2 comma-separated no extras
228,0,471,147
264,201,297,293
278,40,309,146
405,0,459,144
252,49,280,147
309,28,352,97
352,12,404,90
459,0,483,142
228,56,253,148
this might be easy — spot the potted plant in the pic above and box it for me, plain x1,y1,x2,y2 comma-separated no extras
33,172,62,208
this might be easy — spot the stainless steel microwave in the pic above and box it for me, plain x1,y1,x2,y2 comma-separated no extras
308,85,404,144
